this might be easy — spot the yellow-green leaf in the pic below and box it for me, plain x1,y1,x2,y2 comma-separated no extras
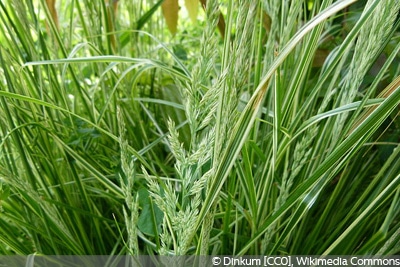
162,0,179,35
185,0,198,23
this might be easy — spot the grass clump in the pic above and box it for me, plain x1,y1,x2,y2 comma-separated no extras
0,0,399,256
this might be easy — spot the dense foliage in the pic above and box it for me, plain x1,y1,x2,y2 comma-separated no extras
0,0,399,256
